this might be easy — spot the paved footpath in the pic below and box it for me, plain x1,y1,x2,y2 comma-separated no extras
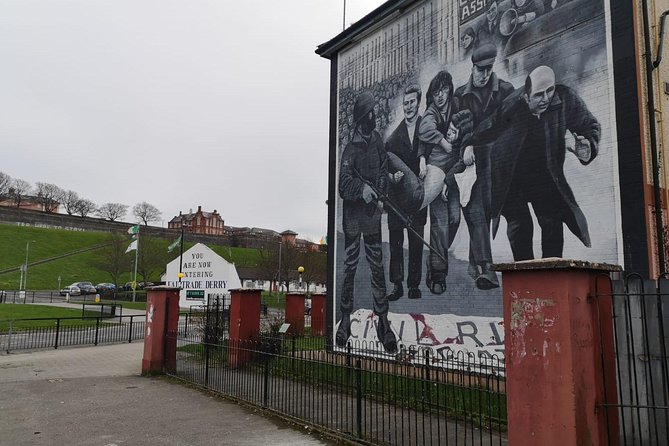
0,343,338,446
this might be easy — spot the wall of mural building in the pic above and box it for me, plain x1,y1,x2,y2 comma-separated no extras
320,0,634,357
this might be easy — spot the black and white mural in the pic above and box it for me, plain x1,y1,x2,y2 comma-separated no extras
332,0,621,357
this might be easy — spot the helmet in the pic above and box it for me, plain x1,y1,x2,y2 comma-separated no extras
353,91,376,125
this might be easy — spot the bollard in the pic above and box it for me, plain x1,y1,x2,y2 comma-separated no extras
141,286,180,375
493,258,621,446
285,292,306,335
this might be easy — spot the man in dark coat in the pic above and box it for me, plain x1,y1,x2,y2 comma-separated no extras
385,84,426,301
454,43,514,289
336,91,397,353
467,65,600,260
477,1,504,47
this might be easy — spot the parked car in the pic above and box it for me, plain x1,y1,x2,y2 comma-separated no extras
72,281,97,295
60,285,81,296
137,282,155,289
95,283,116,294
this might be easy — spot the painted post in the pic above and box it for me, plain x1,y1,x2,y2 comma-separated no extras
310,293,326,336
493,259,621,446
228,288,261,367
142,286,180,375
285,292,306,336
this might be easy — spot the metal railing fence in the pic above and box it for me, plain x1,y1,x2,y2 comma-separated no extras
1,314,146,353
596,275,669,446
168,330,507,445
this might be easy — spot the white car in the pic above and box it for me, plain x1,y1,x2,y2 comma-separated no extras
59,285,81,296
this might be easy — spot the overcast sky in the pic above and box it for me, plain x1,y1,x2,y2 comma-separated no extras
0,0,385,242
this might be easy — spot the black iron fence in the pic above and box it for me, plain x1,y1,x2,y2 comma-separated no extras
0,314,146,353
168,329,507,445
0,289,148,304
596,275,669,445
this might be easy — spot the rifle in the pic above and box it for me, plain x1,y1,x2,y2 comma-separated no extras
352,167,448,265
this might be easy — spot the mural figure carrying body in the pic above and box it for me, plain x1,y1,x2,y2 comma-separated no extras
454,43,514,289
467,65,600,260
385,85,426,301
337,91,397,353
417,71,461,294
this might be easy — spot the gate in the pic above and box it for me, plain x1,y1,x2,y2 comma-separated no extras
596,275,669,445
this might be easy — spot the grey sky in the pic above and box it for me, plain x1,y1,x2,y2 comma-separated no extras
0,0,384,242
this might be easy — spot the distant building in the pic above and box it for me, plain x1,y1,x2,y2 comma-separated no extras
168,206,225,236
0,190,60,213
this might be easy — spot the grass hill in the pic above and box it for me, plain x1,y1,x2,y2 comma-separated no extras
0,223,265,290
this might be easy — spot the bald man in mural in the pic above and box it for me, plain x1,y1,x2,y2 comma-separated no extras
467,65,600,260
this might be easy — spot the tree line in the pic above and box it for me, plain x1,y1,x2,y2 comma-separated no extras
0,171,162,225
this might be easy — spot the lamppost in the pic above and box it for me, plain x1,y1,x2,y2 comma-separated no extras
297,266,304,291
20,240,35,291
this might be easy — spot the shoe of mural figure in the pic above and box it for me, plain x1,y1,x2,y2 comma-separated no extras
475,264,500,290
408,287,421,299
335,313,351,347
425,262,447,294
468,263,479,280
386,283,403,302
376,313,397,353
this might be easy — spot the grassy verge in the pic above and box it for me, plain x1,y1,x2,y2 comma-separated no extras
262,292,285,309
0,303,103,331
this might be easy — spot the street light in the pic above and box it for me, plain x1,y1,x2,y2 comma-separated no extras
297,266,304,291
20,240,35,291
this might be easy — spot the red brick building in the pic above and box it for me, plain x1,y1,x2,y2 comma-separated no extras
168,206,225,236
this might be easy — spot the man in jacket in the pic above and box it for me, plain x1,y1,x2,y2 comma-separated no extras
466,65,600,260
454,43,514,289
385,84,426,301
336,91,397,353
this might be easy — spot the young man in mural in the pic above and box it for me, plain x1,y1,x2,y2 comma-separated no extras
466,65,600,260
385,84,426,301
417,71,461,295
454,43,514,289
336,91,397,353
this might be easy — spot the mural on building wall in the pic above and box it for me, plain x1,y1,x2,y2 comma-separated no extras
332,0,620,357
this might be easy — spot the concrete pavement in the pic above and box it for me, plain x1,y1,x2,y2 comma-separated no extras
0,343,338,446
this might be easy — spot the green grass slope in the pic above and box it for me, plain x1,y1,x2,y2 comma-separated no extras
0,223,265,290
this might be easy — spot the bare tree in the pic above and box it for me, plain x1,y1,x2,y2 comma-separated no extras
11,178,32,207
93,232,132,287
0,171,11,197
133,201,162,226
97,203,128,221
35,182,65,213
74,198,97,217
62,190,80,215
137,237,170,284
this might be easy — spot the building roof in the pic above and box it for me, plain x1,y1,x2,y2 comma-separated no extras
315,0,416,59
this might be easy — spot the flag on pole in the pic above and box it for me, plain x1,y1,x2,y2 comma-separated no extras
125,239,138,253
127,225,139,235
167,235,182,253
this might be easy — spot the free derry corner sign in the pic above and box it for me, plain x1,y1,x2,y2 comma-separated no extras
164,243,241,307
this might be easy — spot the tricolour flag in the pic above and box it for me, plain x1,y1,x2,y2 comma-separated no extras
127,225,139,235
167,235,182,253
125,239,138,254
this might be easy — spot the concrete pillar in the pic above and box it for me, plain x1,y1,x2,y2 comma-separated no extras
310,293,326,336
142,286,180,375
493,259,621,446
285,292,306,335
228,289,261,367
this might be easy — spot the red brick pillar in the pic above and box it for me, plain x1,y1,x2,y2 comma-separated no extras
228,289,261,367
142,287,180,375
285,292,305,335
310,293,326,336
494,259,621,446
